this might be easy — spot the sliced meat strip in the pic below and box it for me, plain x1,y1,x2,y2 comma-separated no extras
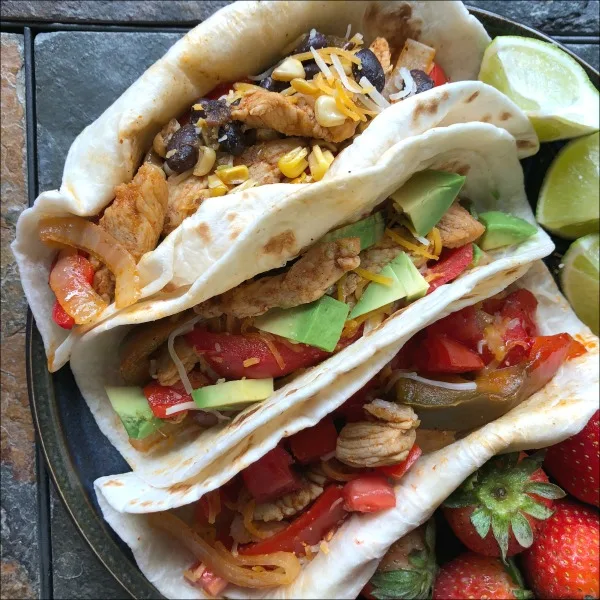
369,37,392,74
234,137,306,185
253,479,323,522
195,238,361,319
163,173,210,236
155,337,200,387
231,89,357,143
436,202,485,248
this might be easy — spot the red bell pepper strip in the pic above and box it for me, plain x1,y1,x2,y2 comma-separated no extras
185,329,330,379
426,245,473,294
342,475,397,513
50,253,95,329
524,334,586,398
241,446,301,504
143,371,210,419
185,563,228,597
239,485,346,556
429,63,448,86
288,416,338,464
415,333,485,373
376,444,422,480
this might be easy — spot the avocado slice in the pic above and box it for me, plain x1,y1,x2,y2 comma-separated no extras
470,244,484,267
254,296,349,352
321,212,385,251
391,170,466,237
389,252,429,301
106,386,164,440
192,379,274,411
477,212,538,250
349,263,407,319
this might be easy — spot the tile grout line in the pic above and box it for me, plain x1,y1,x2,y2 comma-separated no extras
24,26,53,600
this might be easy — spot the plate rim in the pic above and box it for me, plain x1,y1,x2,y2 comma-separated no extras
26,6,599,600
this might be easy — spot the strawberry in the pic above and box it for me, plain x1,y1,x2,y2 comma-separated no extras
366,520,437,599
432,553,532,599
522,499,599,599
443,452,565,559
544,410,599,507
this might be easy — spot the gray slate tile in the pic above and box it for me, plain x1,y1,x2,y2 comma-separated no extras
566,43,600,70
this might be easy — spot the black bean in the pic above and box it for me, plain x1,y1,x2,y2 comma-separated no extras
259,76,286,93
303,60,320,80
293,29,328,54
410,70,435,94
352,49,385,92
243,128,257,147
166,124,199,172
190,98,231,127
218,122,246,156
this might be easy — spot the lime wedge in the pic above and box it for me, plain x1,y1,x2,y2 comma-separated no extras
479,36,599,142
537,132,599,239
561,233,599,335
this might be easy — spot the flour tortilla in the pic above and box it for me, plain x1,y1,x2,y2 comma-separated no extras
70,121,552,493
12,0,541,371
95,261,599,599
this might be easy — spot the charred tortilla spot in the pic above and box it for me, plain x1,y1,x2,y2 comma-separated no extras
103,480,124,487
263,229,296,255
500,111,512,121
481,114,492,123
465,91,480,103
140,501,153,507
227,212,238,222
196,222,212,243
169,483,192,494
229,227,242,241
285,388,298,397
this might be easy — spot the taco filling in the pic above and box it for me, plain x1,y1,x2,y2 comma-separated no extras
110,168,538,453
140,286,586,596
40,29,449,331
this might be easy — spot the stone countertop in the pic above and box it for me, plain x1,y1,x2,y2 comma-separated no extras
0,2,598,599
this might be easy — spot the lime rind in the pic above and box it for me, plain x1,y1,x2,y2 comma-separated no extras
536,132,599,240
479,36,600,142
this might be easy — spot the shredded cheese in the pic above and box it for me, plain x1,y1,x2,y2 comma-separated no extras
243,357,260,367
396,371,478,391
330,54,362,94
428,227,442,257
353,267,394,287
385,228,437,260
337,274,347,302
167,316,203,394
243,500,272,539
256,332,286,370
310,47,334,83
359,76,390,108
352,303,394,327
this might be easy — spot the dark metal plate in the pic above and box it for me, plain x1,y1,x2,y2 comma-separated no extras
27,8,599,599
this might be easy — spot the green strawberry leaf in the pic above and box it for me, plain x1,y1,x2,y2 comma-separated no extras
491,512,510,560
470,506,491,539
521,496,554,520
443,488,477,508
510,512,534,548
505,558,534,599
523,482,566,499
370,569,431,600
513,588,535,599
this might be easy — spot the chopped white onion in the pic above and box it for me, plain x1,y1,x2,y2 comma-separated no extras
330,54,362,93
477,339,486,354
414,233,430,246
396,371,478,391
359,76,390,108
167,316,203,394
345,24,352,39
165,401,198,416
217,134,227,143
320,450,337,462
506,318,521,329
389,68,416,101
310,46,333,82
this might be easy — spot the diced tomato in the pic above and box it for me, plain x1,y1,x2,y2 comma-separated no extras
342,475,396,513
52,300,75,329
426,245,473,294
427,305,486,351
498,319,533,368
143,371,210,419
50,253,95,328
429,63,448,86
376,444,422,480
524,334,586,397
288,417,338,464
239,485,346,556
241,446,300,503
185,564,228,597
499,289,538,337
333,377,379,422
415,333,485,373
185,329,330,380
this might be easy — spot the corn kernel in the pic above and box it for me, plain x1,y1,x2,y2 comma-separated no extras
193,146,217,177
308,145,334,181
278,146,309,179
272,57,306,82
216,165,249,185
315,95,347,127
290,78,319,95
207,174,228,197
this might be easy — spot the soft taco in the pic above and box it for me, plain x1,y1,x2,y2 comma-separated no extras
95,261,599,598
68,119,551,491
12,0,541,371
